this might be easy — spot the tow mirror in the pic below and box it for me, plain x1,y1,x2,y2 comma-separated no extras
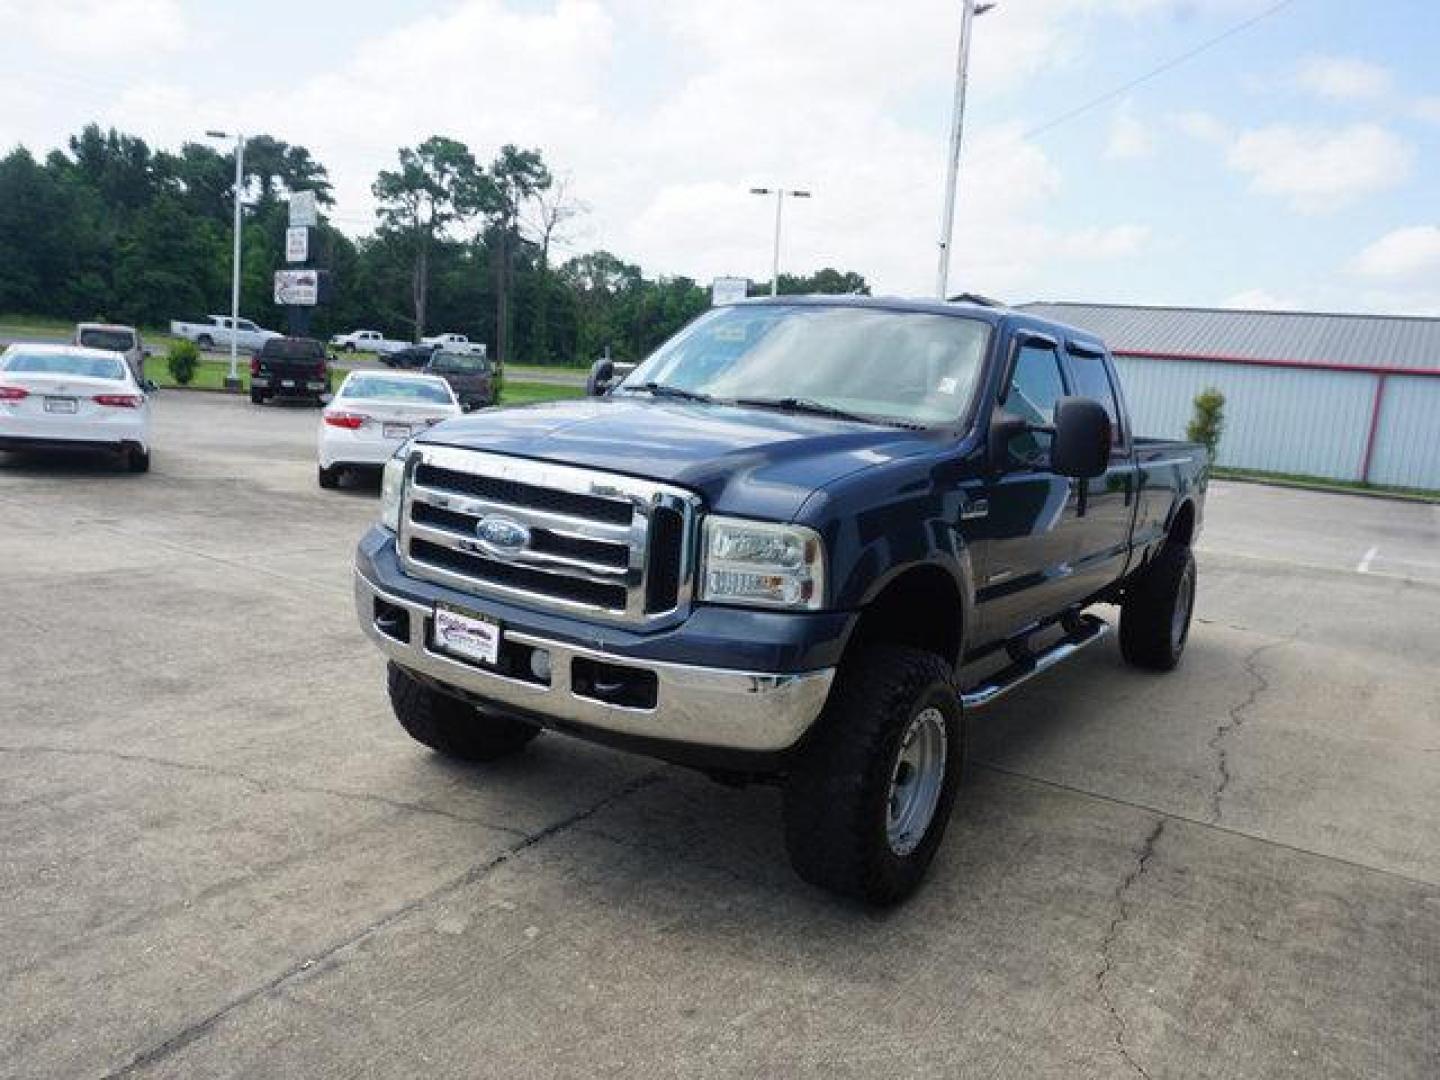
1051,397,1111,479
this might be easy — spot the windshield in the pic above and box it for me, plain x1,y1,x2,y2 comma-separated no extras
429,351,489,374
78,329,136,352
341,375,451,403
3,351,127,380
619,304,990,426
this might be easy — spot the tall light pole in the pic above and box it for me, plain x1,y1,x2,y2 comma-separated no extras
750,186,811,296
934,1,996,300
206,129,246,390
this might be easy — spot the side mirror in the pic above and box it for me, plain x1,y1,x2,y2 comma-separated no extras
586,358,615,397
1051,397,1111,479
142,378,158,393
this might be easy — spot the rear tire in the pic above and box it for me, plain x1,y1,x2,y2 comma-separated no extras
387,663,541,762
782,644,963,905
126,447,150,474
1120,542,1196,671
250,390,265,405
317,464,341,489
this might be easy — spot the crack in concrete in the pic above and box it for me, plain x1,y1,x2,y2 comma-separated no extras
1094,817,1164,1080
0,743,531,833
101,769,665,1078
1206,640,1286,824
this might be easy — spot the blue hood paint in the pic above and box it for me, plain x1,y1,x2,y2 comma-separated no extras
419,397,942,520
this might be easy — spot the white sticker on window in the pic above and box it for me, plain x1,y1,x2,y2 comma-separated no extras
937,376,959,394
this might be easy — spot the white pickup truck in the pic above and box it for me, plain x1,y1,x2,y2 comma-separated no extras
169,315,281,352
419,332,486,357
330,329,411,356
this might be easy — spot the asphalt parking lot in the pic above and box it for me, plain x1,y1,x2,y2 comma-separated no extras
2,391,1436,1079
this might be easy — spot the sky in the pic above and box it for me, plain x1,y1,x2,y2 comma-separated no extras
1,0,1438,314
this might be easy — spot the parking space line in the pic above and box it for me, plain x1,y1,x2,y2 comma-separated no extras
1357,546,1379,573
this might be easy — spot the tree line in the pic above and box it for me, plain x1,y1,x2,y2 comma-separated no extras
0,124,870,365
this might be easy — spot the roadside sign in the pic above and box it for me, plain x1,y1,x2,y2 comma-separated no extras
285,226,308,264
288,190,318,228
274,269,319,306
711,276,749,305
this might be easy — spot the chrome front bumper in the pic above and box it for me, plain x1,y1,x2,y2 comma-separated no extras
355,569,835,753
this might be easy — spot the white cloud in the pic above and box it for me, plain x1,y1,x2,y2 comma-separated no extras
0,0,189,58
1412,97,1440,125
1226,124,1414,213
1351,227,1440,280
1104,101,1152,160
1293,55,1392,102
1222,288,1300,311
1172,110,1230,144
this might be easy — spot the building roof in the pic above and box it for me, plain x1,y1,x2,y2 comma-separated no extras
1017,301,1440,374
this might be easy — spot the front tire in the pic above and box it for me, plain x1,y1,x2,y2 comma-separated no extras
1120,542,1196,671
783,644,963,905
387,663,541,762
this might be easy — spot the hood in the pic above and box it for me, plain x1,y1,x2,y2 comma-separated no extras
418,396,940,520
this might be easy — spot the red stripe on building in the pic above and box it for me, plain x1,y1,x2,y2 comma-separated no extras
1111,349,1440,379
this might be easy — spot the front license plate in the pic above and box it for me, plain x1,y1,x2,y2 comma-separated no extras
433,604,501,666
44,397,78,414
383,423,410,439
281,379,295,388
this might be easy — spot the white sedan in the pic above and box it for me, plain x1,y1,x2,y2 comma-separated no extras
0,343,153,472
318,370,461,488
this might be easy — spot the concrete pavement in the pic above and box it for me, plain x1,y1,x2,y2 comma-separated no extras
1,392,1436,1079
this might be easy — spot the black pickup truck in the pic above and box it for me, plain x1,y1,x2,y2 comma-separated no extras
249,336,330,405
353,296,1207,903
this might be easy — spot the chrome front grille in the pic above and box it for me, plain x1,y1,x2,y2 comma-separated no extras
398,445,699,627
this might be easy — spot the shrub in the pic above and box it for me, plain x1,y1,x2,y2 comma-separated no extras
167,340,200,386
1187,387,1226,461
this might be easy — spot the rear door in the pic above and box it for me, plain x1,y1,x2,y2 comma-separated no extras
1056,343,1138,604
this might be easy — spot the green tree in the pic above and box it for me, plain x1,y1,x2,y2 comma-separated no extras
373,136,484,340
1187,388,1226,462
482,145,551,364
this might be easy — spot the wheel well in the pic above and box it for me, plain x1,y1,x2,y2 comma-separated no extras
846,565,963,669
1169,501,1196,547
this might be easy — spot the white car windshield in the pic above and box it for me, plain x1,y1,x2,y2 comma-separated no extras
4,351,126,380
619,304,991,427
342,375,451,403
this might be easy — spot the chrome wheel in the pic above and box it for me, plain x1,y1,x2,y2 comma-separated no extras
886,706,948,857
1171,560,1195,652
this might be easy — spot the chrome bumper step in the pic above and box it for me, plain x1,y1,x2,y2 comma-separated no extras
961,614,1110,709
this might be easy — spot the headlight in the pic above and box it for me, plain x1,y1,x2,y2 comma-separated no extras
699,516,825,610
379,444,410,532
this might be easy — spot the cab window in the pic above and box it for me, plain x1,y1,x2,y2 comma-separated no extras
1000,340,1067,465
1065,352,1124,447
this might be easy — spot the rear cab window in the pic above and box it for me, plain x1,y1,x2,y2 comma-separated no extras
1063,345,1125,449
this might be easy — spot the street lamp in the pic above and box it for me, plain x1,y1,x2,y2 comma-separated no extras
750,186,811,296
934,1,996,300
205,129,246,390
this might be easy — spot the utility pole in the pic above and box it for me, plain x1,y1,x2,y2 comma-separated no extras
750,187,811,296
206,129,246,389
935,2,996,300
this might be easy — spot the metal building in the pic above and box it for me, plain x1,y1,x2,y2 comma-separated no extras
1019,302,1440,490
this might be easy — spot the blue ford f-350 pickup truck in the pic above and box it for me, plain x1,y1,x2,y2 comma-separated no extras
354,296,1207,903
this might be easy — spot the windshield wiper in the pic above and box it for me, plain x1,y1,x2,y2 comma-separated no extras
732,396,898,426
629,381,713,403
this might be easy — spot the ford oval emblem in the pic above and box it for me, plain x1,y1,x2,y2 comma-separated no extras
474,516,531,555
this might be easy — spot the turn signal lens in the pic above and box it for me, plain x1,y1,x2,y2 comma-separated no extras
323,411,367,429
94,394,143,408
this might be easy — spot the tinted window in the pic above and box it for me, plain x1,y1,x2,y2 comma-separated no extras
1066,352,1122,446
1001,342,1066,464
3,351,126,380
261,338,325,360
78,329,136,352
341,375,451,403
429,351,490,374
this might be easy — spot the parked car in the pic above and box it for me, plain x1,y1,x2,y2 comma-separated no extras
318,371,461,488
419,332,486,356
352,295,1210,905
250,337,331,406
381,343,439,370
424,348,494,410
169,315,280,352
329,329,411,356
0,343,153,472
73,322,145,382
585,358,637,396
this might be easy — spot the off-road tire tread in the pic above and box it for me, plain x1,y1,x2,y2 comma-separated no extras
783,644,962,906
1120,541,1195,671
387,662,540,762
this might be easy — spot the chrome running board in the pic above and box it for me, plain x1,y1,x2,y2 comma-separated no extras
961,613,1110,709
